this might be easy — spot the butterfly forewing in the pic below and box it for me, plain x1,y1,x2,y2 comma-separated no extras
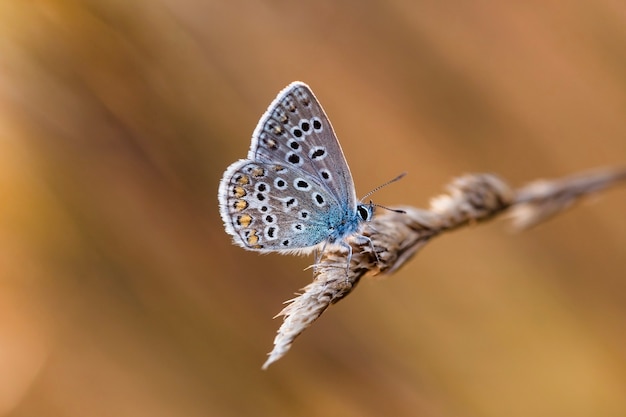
249,82,357,211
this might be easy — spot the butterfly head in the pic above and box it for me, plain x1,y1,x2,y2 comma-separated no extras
355,172,406,223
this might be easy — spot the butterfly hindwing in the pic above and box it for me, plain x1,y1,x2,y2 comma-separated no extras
218,160,341,254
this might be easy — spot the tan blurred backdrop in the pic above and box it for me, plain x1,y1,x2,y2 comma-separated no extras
1,1,626,416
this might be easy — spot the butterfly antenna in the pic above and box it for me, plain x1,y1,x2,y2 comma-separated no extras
374,204,406,214
360,172,407,202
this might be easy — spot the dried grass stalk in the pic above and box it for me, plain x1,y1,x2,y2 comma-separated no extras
262,167,626,369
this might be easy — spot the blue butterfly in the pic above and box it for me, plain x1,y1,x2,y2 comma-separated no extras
218,82,383,262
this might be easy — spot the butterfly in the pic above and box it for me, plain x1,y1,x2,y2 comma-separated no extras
218,82,383,264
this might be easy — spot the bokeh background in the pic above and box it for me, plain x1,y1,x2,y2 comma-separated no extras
2,1,626,416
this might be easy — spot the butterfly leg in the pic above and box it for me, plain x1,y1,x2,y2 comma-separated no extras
312,244,325,273
309,240,334,273
353,234,380,265
346,240,353,273
336,239,353,279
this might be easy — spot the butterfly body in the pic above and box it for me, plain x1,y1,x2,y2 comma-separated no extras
218,82,373,257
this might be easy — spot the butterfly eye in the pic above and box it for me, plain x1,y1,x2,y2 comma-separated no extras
357,205,372,221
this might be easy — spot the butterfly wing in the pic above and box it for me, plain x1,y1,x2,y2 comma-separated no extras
218,160,341,254
248,82,357,212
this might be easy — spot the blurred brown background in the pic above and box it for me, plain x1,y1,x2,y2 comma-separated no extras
1,1,626,416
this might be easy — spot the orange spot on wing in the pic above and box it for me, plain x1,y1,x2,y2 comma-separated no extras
234,200,248,211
